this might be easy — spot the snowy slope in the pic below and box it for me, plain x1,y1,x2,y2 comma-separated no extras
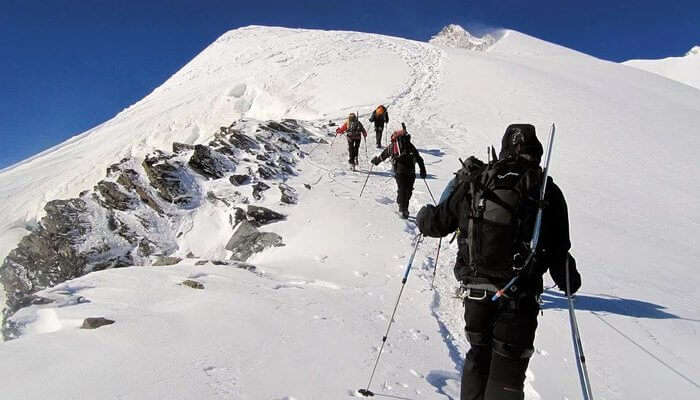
623,46,700,90
1,25,700,399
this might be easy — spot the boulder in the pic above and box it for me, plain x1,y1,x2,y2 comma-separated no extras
225,221,284,262
181,280,205,290
153,256,182,266
279,183,298,204
229,174,251,186
188,144,235,179
246,205,286,226
81,317,115,329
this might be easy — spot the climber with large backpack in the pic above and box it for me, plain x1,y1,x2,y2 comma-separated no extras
336,113,368,171
368,105,389,148
372,123,426,219
416,124,581,400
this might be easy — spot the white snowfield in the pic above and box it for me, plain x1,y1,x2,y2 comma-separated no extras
1,25,700,399
623,45,700,90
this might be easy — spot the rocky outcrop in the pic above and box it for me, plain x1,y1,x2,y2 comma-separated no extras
81,317,115,329
246,205,286,226
226,221,284,262
181,280,205,289
1,118,320,339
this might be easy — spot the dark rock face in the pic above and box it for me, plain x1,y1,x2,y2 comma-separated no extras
181,280,204,289
246,205,286,226
1,198,90,316
252,181,271,201
188,145,235,179
81,317,115,329
229,174,251,186
225,221,284,262
1,118,317,339
152,256,182,266
172,142,195,153
95,181,137,211
279,183,298,204
143,154,197,207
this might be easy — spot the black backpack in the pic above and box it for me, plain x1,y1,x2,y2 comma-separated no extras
464,157,543,281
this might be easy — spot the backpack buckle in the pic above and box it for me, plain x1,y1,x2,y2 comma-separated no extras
466,288,488,301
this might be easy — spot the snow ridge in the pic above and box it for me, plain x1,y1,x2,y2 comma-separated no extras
429,24,498,51
686,45,700,56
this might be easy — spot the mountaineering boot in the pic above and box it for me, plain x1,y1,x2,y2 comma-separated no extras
400,209,409,219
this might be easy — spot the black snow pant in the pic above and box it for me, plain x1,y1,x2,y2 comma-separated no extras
395,173,416,212
347,138,361,166
374,124,384,147
461,294,539,400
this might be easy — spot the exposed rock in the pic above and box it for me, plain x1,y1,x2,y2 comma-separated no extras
207,191,231,206
279,183,298,204
181,280,205,289
81,317,115,329
172,142,195,153
228,132,259,151
225,221,284,262
229,174,251,186
188,144,236,179
252,181,271,200
152,256,182,266
233,207,247,226
304,184,312,190
186,252,196,258
246,205,286,226
195,260,208,266
116,169,164,214
95,181,136,211
143,154,196,206
256,165,277,180
210,260,256,271
0,198,90,314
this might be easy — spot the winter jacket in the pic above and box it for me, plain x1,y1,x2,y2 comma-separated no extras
369,108,389,127
374,134,426,177
416,164,577,294
336,121,367,140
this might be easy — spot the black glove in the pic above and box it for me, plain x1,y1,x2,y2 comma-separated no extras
371,157,380,166
560,253,581,295
420,170,427,179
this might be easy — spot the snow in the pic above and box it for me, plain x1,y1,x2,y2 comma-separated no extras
623,45,700,90
1,24,700,399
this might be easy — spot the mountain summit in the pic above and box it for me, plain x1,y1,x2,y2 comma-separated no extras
428,24,498,51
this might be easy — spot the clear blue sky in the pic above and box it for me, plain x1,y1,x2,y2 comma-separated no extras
1,0,698,169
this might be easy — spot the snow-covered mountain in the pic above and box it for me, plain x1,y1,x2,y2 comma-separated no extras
428,24,498,51
623,45,700,89
1,25,699,399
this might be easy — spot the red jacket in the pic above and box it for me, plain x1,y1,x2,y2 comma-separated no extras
336,121,367,140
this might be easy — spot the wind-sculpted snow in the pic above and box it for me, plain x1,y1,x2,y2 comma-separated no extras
1,119,322,339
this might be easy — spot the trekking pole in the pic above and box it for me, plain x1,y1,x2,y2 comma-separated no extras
567,257,594,400
327,133,339,155
364,135,368,161
359,164,374,198
422,178,443,290
493,123,556,301
358,234,424,398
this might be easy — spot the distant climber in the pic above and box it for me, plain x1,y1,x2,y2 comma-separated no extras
336,113,367,171
415,124,581,400
368,105,389,148
372,124,426,219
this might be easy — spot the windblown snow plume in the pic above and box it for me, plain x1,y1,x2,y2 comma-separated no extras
429,24,498,51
